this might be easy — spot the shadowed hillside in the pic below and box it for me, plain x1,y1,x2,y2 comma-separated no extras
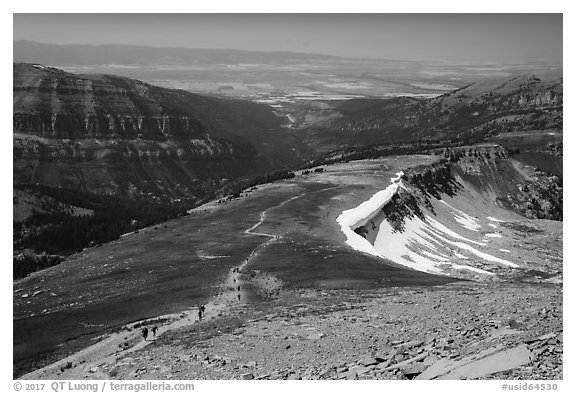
305,74,562,151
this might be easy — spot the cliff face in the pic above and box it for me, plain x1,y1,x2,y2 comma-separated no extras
13,63,296,203
357,145,562,242
13,64,252,144
403,145,562,222
349,145,561,279
13,135,267,203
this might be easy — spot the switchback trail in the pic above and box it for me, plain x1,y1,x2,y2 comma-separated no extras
21,185,339,380
240,185,340,271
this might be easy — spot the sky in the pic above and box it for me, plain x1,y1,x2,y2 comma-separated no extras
13,13,563,63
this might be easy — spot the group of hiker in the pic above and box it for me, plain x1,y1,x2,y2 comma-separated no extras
231,267,242,300
139,303,209,341
140,325,158,341
234,281,241,300
139,266,246,341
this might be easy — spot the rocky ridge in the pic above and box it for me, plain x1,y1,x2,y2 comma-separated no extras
406,145,562,221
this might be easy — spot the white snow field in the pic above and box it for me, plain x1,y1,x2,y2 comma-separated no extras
336,172,404,258
337,173,518,276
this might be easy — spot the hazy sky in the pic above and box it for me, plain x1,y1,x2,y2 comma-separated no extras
13,14,562,63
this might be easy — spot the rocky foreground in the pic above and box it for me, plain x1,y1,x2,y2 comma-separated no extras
71,278,561,381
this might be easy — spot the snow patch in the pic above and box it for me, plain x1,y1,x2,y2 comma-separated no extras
441,201,482,231
421,250,450,262
373,218,443,273
425,216,486,246
425,229,518,267
487,216,505,222
336,172,404,259
485,233,503,238
336,174,517,276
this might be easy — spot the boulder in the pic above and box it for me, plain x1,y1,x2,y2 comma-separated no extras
359,356,380,367
438,344,532,379
383,352,427,371
401,363,427,379
418,344,532,380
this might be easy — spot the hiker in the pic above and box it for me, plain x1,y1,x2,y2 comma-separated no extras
237,285,241,291
151,325,158,337
200,305,206,314
141,327,148,341
198,308,203,321
237,293,241,301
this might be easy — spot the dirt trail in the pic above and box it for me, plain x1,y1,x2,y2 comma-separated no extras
20,186,337,380
240,185,339,273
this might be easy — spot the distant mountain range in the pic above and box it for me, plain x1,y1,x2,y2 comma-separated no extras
13,40,344,66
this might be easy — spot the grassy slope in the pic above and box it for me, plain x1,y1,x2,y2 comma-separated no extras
13,155,449,376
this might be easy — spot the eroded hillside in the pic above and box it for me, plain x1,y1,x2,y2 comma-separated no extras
13,63,306,202
349,145,562,279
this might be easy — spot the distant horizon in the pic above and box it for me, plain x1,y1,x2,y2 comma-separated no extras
13,39,564,66
13,14,563,64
